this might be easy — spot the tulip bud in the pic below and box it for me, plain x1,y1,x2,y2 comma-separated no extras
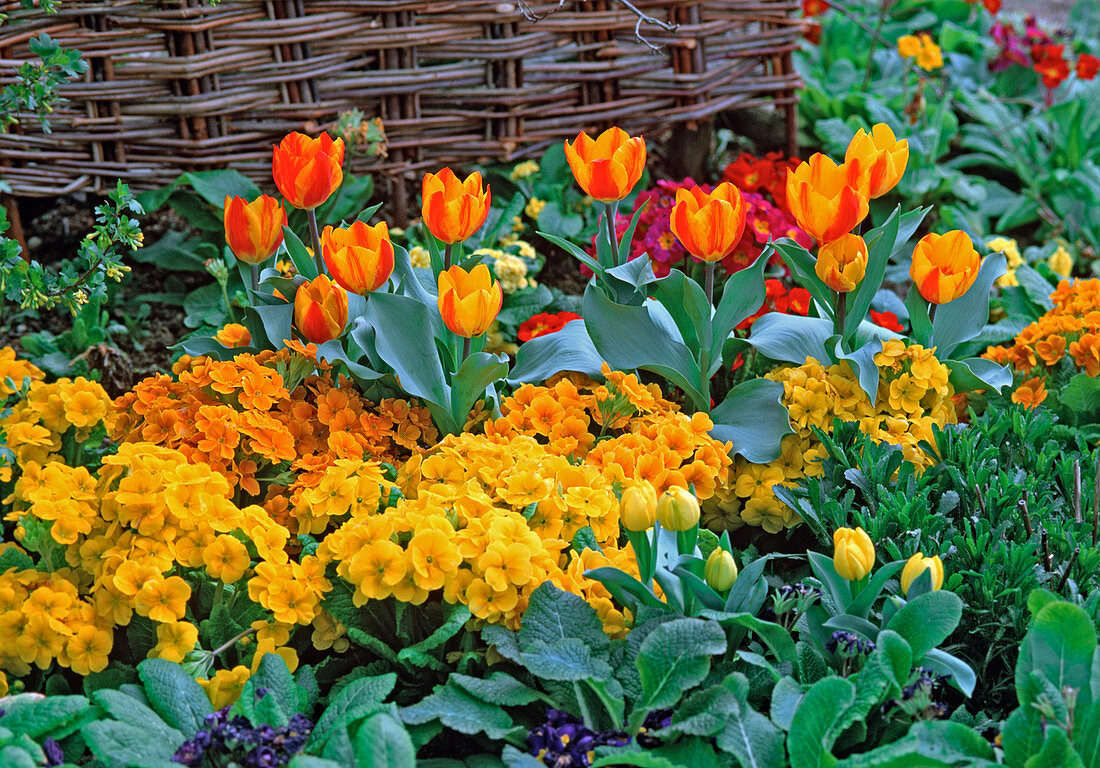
704,548,739,592
272,132,345,210
815,234,868,293
437,263,503,338
421,168,491,244
321,220,394,295
656,486,700,532
669,182,748,264
910,230,981,305
224,195,287,265
832,526,875,581
844,123,909,199
293,274,348,344
620,483,658,532
900,552,944,595
563,127,646,203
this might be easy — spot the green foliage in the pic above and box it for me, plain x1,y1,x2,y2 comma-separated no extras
777,405,1100,714
0,33,87,133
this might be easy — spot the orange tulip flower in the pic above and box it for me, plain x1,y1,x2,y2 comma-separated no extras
293,274,348,343
669,182,748,263
223,195,287,264
845,123,909,199
272,132,345,210
786,153,870,244
421,168,491,244
563,127,646,203
910,230,981,305
816,233,868,293
321,220,394,295
437,263,503,338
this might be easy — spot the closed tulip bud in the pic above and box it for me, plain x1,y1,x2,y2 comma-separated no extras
833,526,875,581
321,220,394,295
845,124,909,199
786,153,870,244
656,486,700,532
421,168,491,244
900,553,944,595
224,195,287,264
910,230,981,305
669,182,748,263
816,234,868,293
272,132,345,210
437,263,503,338
563,127,646,203
620,483,658,532
293,274,347,344
704,548,739,592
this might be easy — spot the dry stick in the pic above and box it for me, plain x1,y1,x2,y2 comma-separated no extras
1040,526,1052,572
1057,547,1080,592
1019,496,1034,538
1074,459,1083,524
973,484,987,518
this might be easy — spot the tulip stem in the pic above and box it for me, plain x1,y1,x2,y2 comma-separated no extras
704,262,715,307
928,303,938,325
307,209,324,275
444,243,453,272
835,290,847,337
250,263,259,294
462,335,471,363
604,201,619,267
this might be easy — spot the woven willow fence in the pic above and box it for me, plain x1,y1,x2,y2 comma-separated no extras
0,0,801,202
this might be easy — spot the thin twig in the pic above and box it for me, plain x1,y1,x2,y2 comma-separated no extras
1093,450,1100,546
1018,497,1034,538
1056,548,1079,592
1040,526,1052,572
517,0,678,53
1074,458,1083,524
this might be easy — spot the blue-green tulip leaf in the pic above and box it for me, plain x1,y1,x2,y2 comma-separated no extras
931,250,1007,357
944,357,1011,393
771,239,834,320
508,320,605,385
746,313,836,365
710,251,769,370
450,352,508,430
710,379,791,463
649,269,711,356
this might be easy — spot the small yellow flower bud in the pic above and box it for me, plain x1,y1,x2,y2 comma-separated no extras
900,552,944,595
656,486,700,532
620,483,658,532
704,548,738,592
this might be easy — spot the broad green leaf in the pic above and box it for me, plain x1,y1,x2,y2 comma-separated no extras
584,566,667,612
183,169,261,208
787,676,856,767
450,672,542,707
835,338,881,406
519,579,611,652
769,677,804,731
649,269,712,356
243,302,295,351
400,681,516,740
306,674,398,751
833,721,996,767
521,638,613,681
710,378,792,464
82,720,181,768
846,561,906,619
665,682,740,738
885,591,963,660
1062,373,1100,416
0,695,91,741
931,250,1007,357
508,319,604,384
697,610,796,663
1015,600,1098,719
352,712,416,768
401,604,472,657
944,358,1012,394
92,689,182,744
921,648,977,697
746,313,836,366
1024,728,1085,768
844,207,901,341
582,283,707,409
450,351,508,430
236,652,303,725
904,285,932,347
636,618,727,709
137,659,213,738
710,252,770,362
771,240,834,319
281,225,319,280
714,673,786,768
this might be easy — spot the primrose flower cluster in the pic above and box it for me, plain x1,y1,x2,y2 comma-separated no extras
983,279,1100,409
706,340,955,534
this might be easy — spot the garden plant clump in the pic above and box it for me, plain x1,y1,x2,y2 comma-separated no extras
2,1,1100,766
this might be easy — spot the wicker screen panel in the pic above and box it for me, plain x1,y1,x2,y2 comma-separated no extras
0,0,800,197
